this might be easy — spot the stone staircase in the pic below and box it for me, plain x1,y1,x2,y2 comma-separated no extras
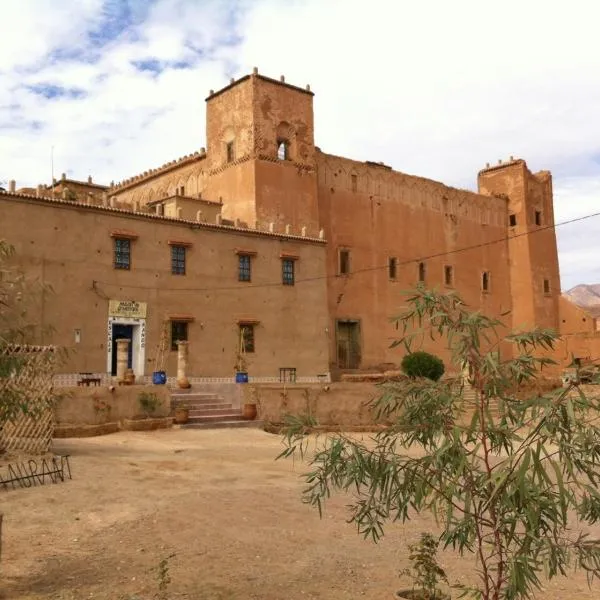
460,384,502,420
170,389,262,429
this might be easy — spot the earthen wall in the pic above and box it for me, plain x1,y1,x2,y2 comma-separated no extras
478,161,560,332
317,152,512,370
0,192,329,378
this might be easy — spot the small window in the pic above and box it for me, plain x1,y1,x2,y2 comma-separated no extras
282,259,295,285
238,254,251,282
351,174,358,192
388,257,398,280
226,141,235,163
114,238,131,270
444,265,454,286
239,324,255,353
277,140,289,160
339,249,350,275
543,279,550,295
418,262,426,283
535,210,542,226
509,214,517,227
171,321,188,351
179,186,185,196
482,271,490,292
171,245,186,275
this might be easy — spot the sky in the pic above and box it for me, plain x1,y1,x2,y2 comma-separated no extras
1,0,599,290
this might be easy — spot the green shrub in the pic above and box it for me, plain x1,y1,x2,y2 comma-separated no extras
138,391,161,417
401,351,444,381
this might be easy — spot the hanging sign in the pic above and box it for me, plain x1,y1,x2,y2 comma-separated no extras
108,300,147,319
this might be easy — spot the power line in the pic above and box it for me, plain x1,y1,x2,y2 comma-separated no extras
91,209,600,293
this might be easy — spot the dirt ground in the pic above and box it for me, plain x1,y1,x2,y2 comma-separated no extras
0,429,598,599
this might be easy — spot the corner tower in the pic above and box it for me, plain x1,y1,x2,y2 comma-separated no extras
478,158,560,332
204,69,320,235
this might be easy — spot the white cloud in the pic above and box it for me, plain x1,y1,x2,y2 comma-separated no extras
1,0,599,288
0,0,101,70
555,178,600,290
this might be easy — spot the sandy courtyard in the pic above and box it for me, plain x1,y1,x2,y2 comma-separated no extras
0,429,598,599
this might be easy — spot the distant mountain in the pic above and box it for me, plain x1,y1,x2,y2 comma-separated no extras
563,284,600,317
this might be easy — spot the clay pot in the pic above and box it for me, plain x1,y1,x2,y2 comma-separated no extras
123,368,135,385
177,376,191,389
242,403,257,420
174,406,189,424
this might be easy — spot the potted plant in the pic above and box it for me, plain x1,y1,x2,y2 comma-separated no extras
235,328,249,384
242,386,258,421
173,403,189,424
152,321,169,385
235,354,248,384
397,533,449,600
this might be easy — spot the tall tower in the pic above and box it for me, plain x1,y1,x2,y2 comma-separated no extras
478,158,560,332
204,70,320,235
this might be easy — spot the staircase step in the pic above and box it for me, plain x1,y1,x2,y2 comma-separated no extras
187,412,244,424
178,420,264,430
183,402,233,411
171,394,224,405
187,407,236,417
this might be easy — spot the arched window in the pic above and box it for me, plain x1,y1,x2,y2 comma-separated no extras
277,140,289,161
276,121,293,161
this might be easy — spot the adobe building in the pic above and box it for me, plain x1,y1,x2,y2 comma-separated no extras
1,68,598,381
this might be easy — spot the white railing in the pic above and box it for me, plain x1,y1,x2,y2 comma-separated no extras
52,373,332,387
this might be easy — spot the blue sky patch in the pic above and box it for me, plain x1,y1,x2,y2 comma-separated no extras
131,58,193,75
87,0,155,48
25,84,87,100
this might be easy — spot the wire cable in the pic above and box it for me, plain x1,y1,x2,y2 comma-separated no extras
90,210,600,293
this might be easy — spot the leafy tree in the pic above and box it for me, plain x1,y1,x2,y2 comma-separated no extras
0,239,45,343
401,350,445,381
280,287,600,600
0,239,65,426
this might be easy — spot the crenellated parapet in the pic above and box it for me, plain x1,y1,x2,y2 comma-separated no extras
109,150,207,194
317,151,508,228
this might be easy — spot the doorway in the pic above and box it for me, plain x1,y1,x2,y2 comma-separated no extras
336,320,361,369
111,324,133,375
